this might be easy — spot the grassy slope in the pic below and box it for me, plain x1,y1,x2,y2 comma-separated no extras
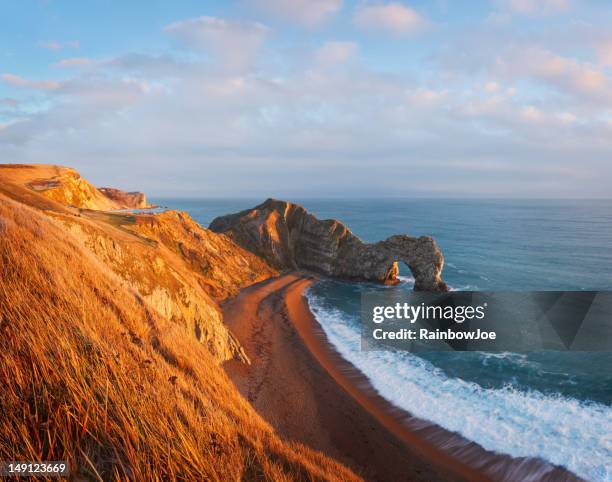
0,186,360,480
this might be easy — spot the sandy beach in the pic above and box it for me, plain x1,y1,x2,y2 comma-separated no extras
223,273,584,482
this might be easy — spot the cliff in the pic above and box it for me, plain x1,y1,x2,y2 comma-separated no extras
0,165,277,363
130,210,277,301
0,192,358,481
210,198,448,291
99,187,151,209
0,164,120,210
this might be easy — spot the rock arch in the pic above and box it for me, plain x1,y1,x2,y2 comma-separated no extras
210,199,448,292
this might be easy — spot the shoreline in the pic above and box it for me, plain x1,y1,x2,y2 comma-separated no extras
223,274,582,482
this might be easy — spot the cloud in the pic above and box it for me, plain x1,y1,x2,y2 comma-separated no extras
353,2,427,35
38,40,80,50
521,105,544,122
483,81,501,93
2,11,611,198
2,73,62,90
595,40,612,66
164,16,269,71
315,41,358,66
0,98,18,107
54,57,94,68
497,0,571,16
4,45,610,198
496,47,612,103
251,0,342,26
0,74,152,147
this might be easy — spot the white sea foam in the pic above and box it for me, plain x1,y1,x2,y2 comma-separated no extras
306,291,612,482
449,284,477,291
397,272,474,291
397,275,415,284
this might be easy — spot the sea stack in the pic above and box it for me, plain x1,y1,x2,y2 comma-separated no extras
210,198,448,291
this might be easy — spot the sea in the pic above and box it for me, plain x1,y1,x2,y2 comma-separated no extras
154,198,612,482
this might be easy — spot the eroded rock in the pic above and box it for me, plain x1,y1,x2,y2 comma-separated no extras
99,187,151,209
210,199,448,291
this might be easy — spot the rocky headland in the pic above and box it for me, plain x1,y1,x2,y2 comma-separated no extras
0,164,119,210
210,198,448,291
0,164,151,210
98,187,151,209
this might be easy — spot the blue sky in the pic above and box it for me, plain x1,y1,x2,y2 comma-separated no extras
1,0,612,197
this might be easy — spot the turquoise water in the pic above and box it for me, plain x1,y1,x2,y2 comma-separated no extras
155,198,612,481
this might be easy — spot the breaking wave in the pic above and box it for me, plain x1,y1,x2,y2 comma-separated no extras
306,290,612,482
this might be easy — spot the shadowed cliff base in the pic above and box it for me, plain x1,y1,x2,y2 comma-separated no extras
210,198,448,292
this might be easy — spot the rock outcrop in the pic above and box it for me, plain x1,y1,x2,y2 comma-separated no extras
210,198,448,291
99,187,151,209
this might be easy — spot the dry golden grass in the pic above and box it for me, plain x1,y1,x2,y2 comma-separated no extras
0,194,360,482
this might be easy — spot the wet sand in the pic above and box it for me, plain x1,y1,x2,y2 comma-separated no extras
223,274,582,482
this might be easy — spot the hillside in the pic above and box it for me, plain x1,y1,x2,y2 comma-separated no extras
0,164,119,210
0,165,358,481
0,165,279,362
0,164,149,210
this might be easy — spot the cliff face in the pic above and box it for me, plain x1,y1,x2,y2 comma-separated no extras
0,165,278,363
99,187,150,209
210,198,448,291
0,164,120,210
131,210,277,301
59,214,250,363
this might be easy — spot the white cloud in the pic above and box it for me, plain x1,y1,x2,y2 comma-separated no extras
521,105,544,122
557,111,577,124
315,41,358,66
499,0,571,15
164,16,269,71
496,47,612,103
0,98,18,107
595,40,612,66
0,74,152,148
251,0,342,26
54,57,94,68
5,46,609,198
353,2,427,35
2,14,612,198
2,73,62,90
38,40,80,50
406,87,447,105
484,81,501,93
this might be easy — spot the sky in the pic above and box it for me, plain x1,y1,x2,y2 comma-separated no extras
1,0,612,198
